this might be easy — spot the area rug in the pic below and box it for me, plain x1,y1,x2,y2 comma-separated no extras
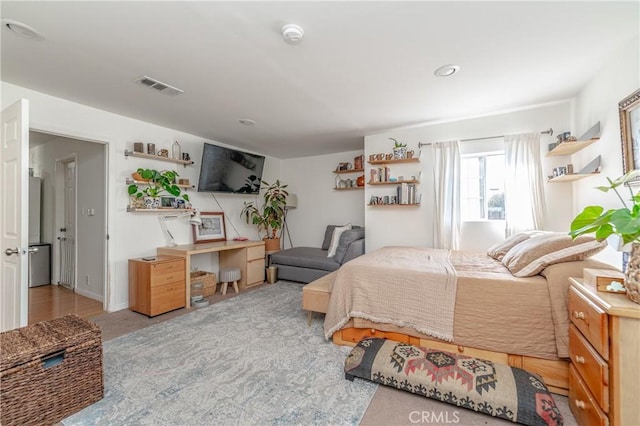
63,284,377,425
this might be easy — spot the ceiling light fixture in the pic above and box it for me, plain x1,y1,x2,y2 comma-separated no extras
434,64,460,78
239,119,256,126
1,19,44,40
281,24,304,44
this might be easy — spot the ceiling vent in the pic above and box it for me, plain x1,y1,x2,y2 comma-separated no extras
134,76,184,96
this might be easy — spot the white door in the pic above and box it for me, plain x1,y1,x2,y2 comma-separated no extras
1,99,29,331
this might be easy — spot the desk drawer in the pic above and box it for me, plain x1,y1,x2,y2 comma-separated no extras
569,324,609,412
152,259,185,275
569,365,608,426
246,259,264,286
247,245,265,261
151,269,185,287
149,281,185,316
569,286,609,360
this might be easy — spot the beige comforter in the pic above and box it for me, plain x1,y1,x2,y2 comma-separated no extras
324,246,457,342
323,246,615,360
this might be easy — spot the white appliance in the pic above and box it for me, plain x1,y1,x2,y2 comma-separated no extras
29,176,41,243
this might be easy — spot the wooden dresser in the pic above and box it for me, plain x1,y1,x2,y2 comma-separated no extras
129,256,186,316
568,278,640,426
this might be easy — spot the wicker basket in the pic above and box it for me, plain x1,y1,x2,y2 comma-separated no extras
190,271,217,297
0,314,103,425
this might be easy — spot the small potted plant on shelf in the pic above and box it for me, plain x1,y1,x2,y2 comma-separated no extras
128,168,190,210
389,138,407,159
240,179,288,251
569,170,640,304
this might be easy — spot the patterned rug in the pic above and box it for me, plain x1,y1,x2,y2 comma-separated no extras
63,283,377,425
345,338,563,426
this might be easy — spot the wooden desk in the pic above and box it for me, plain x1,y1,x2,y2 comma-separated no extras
157,240,266,306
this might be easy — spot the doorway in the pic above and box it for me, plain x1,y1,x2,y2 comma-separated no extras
29,130,108,309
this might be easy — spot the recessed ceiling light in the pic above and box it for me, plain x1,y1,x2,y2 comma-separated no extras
281,24,304,44
1,19,44,40
239,119,256,126
434,64,460,77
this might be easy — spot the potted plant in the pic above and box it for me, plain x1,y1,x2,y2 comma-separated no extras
240,179,288,251
128,168,190,209
389,138,407,159
569,170,640,303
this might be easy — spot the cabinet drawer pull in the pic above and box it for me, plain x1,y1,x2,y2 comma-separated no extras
575,400,586,409
575,355,585,364
573,311,585,320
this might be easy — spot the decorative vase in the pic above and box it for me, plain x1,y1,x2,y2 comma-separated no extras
144,196,161,209
392,147,407,159
624,242,640,304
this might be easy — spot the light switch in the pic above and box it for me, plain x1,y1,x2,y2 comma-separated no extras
88,208,95,216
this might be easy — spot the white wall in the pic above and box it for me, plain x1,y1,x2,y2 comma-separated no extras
30,136,106,301
364,102,573,252
281,150,365,247
2,81,282,311
572,36,640,267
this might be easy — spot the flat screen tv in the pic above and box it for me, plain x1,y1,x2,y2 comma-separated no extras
197,143,265,194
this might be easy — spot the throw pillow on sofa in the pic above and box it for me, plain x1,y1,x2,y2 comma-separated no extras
322,224,361,250
327,224,352,257
334,228,365,264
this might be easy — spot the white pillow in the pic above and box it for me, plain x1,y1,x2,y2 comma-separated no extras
327,224,352,257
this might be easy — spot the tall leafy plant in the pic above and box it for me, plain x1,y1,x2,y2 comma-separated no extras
240,180,288,239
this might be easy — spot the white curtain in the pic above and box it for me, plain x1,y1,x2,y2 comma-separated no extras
432,141,461,250
504,132,546,237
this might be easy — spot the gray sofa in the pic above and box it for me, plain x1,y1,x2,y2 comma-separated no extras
270,225,365,283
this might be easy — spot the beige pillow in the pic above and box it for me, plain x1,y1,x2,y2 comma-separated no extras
327,224,352,257
487,233,532,261
502,234,607,277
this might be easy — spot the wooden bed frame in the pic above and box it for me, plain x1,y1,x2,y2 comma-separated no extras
331,327,569,396
302,272,570,395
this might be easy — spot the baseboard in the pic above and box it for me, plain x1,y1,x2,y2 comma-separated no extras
74,287,103,303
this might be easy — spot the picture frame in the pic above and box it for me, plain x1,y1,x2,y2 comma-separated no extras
192,211,226,243
160,196,175,208
619,88,640,175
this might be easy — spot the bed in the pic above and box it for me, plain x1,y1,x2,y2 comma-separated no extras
323,235,613,395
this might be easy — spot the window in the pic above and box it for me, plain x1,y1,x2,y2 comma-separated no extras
461,153,505,220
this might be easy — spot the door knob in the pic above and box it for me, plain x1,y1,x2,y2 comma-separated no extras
5,248,19,256
28,247,39,254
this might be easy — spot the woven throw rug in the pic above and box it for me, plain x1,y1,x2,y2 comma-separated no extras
63,284,377,425
345,338,563,426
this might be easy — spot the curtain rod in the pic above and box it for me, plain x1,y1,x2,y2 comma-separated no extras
417,128,553,148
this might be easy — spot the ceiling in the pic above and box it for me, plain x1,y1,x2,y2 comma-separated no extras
2,2,638,159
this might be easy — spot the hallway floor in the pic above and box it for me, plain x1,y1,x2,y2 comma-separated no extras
28,285,105,324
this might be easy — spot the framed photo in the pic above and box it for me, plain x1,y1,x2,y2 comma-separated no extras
192,211,226,243
160,196,175,208
620,88,640,175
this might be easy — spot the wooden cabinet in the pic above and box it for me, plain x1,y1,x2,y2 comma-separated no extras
129,256,186,316
568,278,640,426
219,242,265,290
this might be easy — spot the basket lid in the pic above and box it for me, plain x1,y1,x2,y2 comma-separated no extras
1,314,101,370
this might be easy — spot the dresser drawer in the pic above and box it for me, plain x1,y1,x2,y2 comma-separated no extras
569,286,609,360
569,324,609,412
151,269,185,287
149,281,185,316
247,245,265,261
569,365,609,426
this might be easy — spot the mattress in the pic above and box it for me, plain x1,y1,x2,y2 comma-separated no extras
326,248,615,360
